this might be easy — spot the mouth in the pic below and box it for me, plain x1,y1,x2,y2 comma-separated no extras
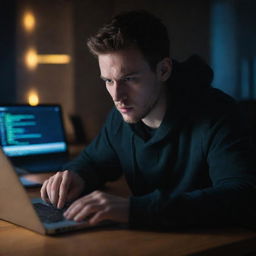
118,106,133,113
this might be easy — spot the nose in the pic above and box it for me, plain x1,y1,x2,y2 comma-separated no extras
111,81,126,102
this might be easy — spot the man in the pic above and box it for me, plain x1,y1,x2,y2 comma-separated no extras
41,10,256,229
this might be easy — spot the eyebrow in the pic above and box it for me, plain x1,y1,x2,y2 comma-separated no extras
100,71,141,81
100,76,109,81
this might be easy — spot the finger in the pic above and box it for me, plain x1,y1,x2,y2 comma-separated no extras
64,197,99,219
67,191,108,219
68,190,102,205
88,209,108,226
64,202,84,220
46,177,54,203
57,170,71,208
64,192,97,215
40,179,50,203
73,204,102,222
50,172,63,207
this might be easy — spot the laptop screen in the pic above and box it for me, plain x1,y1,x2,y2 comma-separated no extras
0,105,67,157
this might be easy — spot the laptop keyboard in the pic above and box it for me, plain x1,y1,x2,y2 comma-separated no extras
33,203,68,223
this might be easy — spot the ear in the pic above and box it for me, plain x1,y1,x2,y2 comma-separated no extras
156,58,172,82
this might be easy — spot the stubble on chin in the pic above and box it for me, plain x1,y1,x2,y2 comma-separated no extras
120,113,138,124
117,109,141,124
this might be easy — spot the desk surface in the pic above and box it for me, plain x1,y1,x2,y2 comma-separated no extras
1,177,256,256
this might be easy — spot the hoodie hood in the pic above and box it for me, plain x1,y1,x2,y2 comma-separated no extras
168,54,214,92
166,54,214,116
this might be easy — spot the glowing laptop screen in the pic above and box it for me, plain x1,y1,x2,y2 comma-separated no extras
0,105,67,157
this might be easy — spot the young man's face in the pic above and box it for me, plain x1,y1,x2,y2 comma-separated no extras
98,48,170,126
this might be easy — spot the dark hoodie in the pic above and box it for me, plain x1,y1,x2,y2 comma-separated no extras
64,56,256,230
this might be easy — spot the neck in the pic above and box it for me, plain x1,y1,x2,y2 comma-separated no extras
142,90,167,129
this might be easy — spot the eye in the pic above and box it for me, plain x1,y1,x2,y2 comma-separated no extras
103,79,113,86
123,77,134,82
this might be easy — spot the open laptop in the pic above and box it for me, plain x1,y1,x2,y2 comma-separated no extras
0,104,69,173
0,147,89,235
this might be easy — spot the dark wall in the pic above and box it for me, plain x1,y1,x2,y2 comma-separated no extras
0,1,17,103
73,0,115,140
113,0,211,61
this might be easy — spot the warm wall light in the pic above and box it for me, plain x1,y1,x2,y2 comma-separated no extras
37,54,71,64
25,48,38,70
23,11,36,32
27,90,39,106
25,48,71,69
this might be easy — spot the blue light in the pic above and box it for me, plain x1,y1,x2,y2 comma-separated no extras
210,0,239,98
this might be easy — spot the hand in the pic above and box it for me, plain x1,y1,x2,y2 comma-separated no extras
40,170,85,209
64,191,129,226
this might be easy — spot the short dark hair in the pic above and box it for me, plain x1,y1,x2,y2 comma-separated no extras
87,10,170,70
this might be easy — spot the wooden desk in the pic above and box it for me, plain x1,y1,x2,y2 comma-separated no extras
1,177,256,256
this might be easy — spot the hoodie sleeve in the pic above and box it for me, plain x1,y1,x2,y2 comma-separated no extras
129,101,256,230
